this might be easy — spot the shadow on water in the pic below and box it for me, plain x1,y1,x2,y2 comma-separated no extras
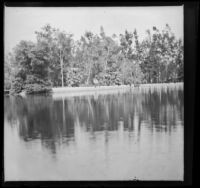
4,86,184,155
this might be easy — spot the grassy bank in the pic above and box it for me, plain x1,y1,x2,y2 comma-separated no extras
52,82,183,98
52,82,183,93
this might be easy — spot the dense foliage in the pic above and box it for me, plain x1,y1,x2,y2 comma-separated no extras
4,24,183,94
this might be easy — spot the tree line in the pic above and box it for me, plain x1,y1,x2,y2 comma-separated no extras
4,24,183,94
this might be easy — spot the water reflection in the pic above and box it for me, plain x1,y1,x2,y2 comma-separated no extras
4,86,184,180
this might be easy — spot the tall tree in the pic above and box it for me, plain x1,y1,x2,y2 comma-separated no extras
35,24,74,87
55,31,73,87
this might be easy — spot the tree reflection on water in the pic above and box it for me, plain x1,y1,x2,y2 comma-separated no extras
4,86,183,155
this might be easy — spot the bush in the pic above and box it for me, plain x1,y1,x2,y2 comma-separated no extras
65,69,83,87
24,83,52,94
9,74,52,95
10,77,24,94
24,75,52,94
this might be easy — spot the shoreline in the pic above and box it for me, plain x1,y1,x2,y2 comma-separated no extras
52,82,183,98
52,82,183,93
5,82,183,98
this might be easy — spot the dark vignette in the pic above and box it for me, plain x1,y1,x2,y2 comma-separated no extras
1,0,199,187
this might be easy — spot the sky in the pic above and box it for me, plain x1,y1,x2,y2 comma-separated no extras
4,6,183,53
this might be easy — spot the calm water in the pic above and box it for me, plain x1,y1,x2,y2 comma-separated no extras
4,86,184,181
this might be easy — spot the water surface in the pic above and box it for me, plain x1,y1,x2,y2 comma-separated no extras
4,85,184,180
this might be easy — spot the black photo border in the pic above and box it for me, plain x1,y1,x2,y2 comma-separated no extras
1,0,199,187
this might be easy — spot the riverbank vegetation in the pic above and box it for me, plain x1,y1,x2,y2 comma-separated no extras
4,24,183,94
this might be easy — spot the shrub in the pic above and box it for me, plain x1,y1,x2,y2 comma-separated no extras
23,75,52,94
65,69,83,87
24,83,52,94
10,77,24,94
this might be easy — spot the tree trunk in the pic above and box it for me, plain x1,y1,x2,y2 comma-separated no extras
60,49,64,87
87,60,92,85
158,66,160,83
123,60,125,84
105,47,109,73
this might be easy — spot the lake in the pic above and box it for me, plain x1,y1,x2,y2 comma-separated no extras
4,84,184,181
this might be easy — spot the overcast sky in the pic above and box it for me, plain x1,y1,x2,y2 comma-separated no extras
4,6,183,53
